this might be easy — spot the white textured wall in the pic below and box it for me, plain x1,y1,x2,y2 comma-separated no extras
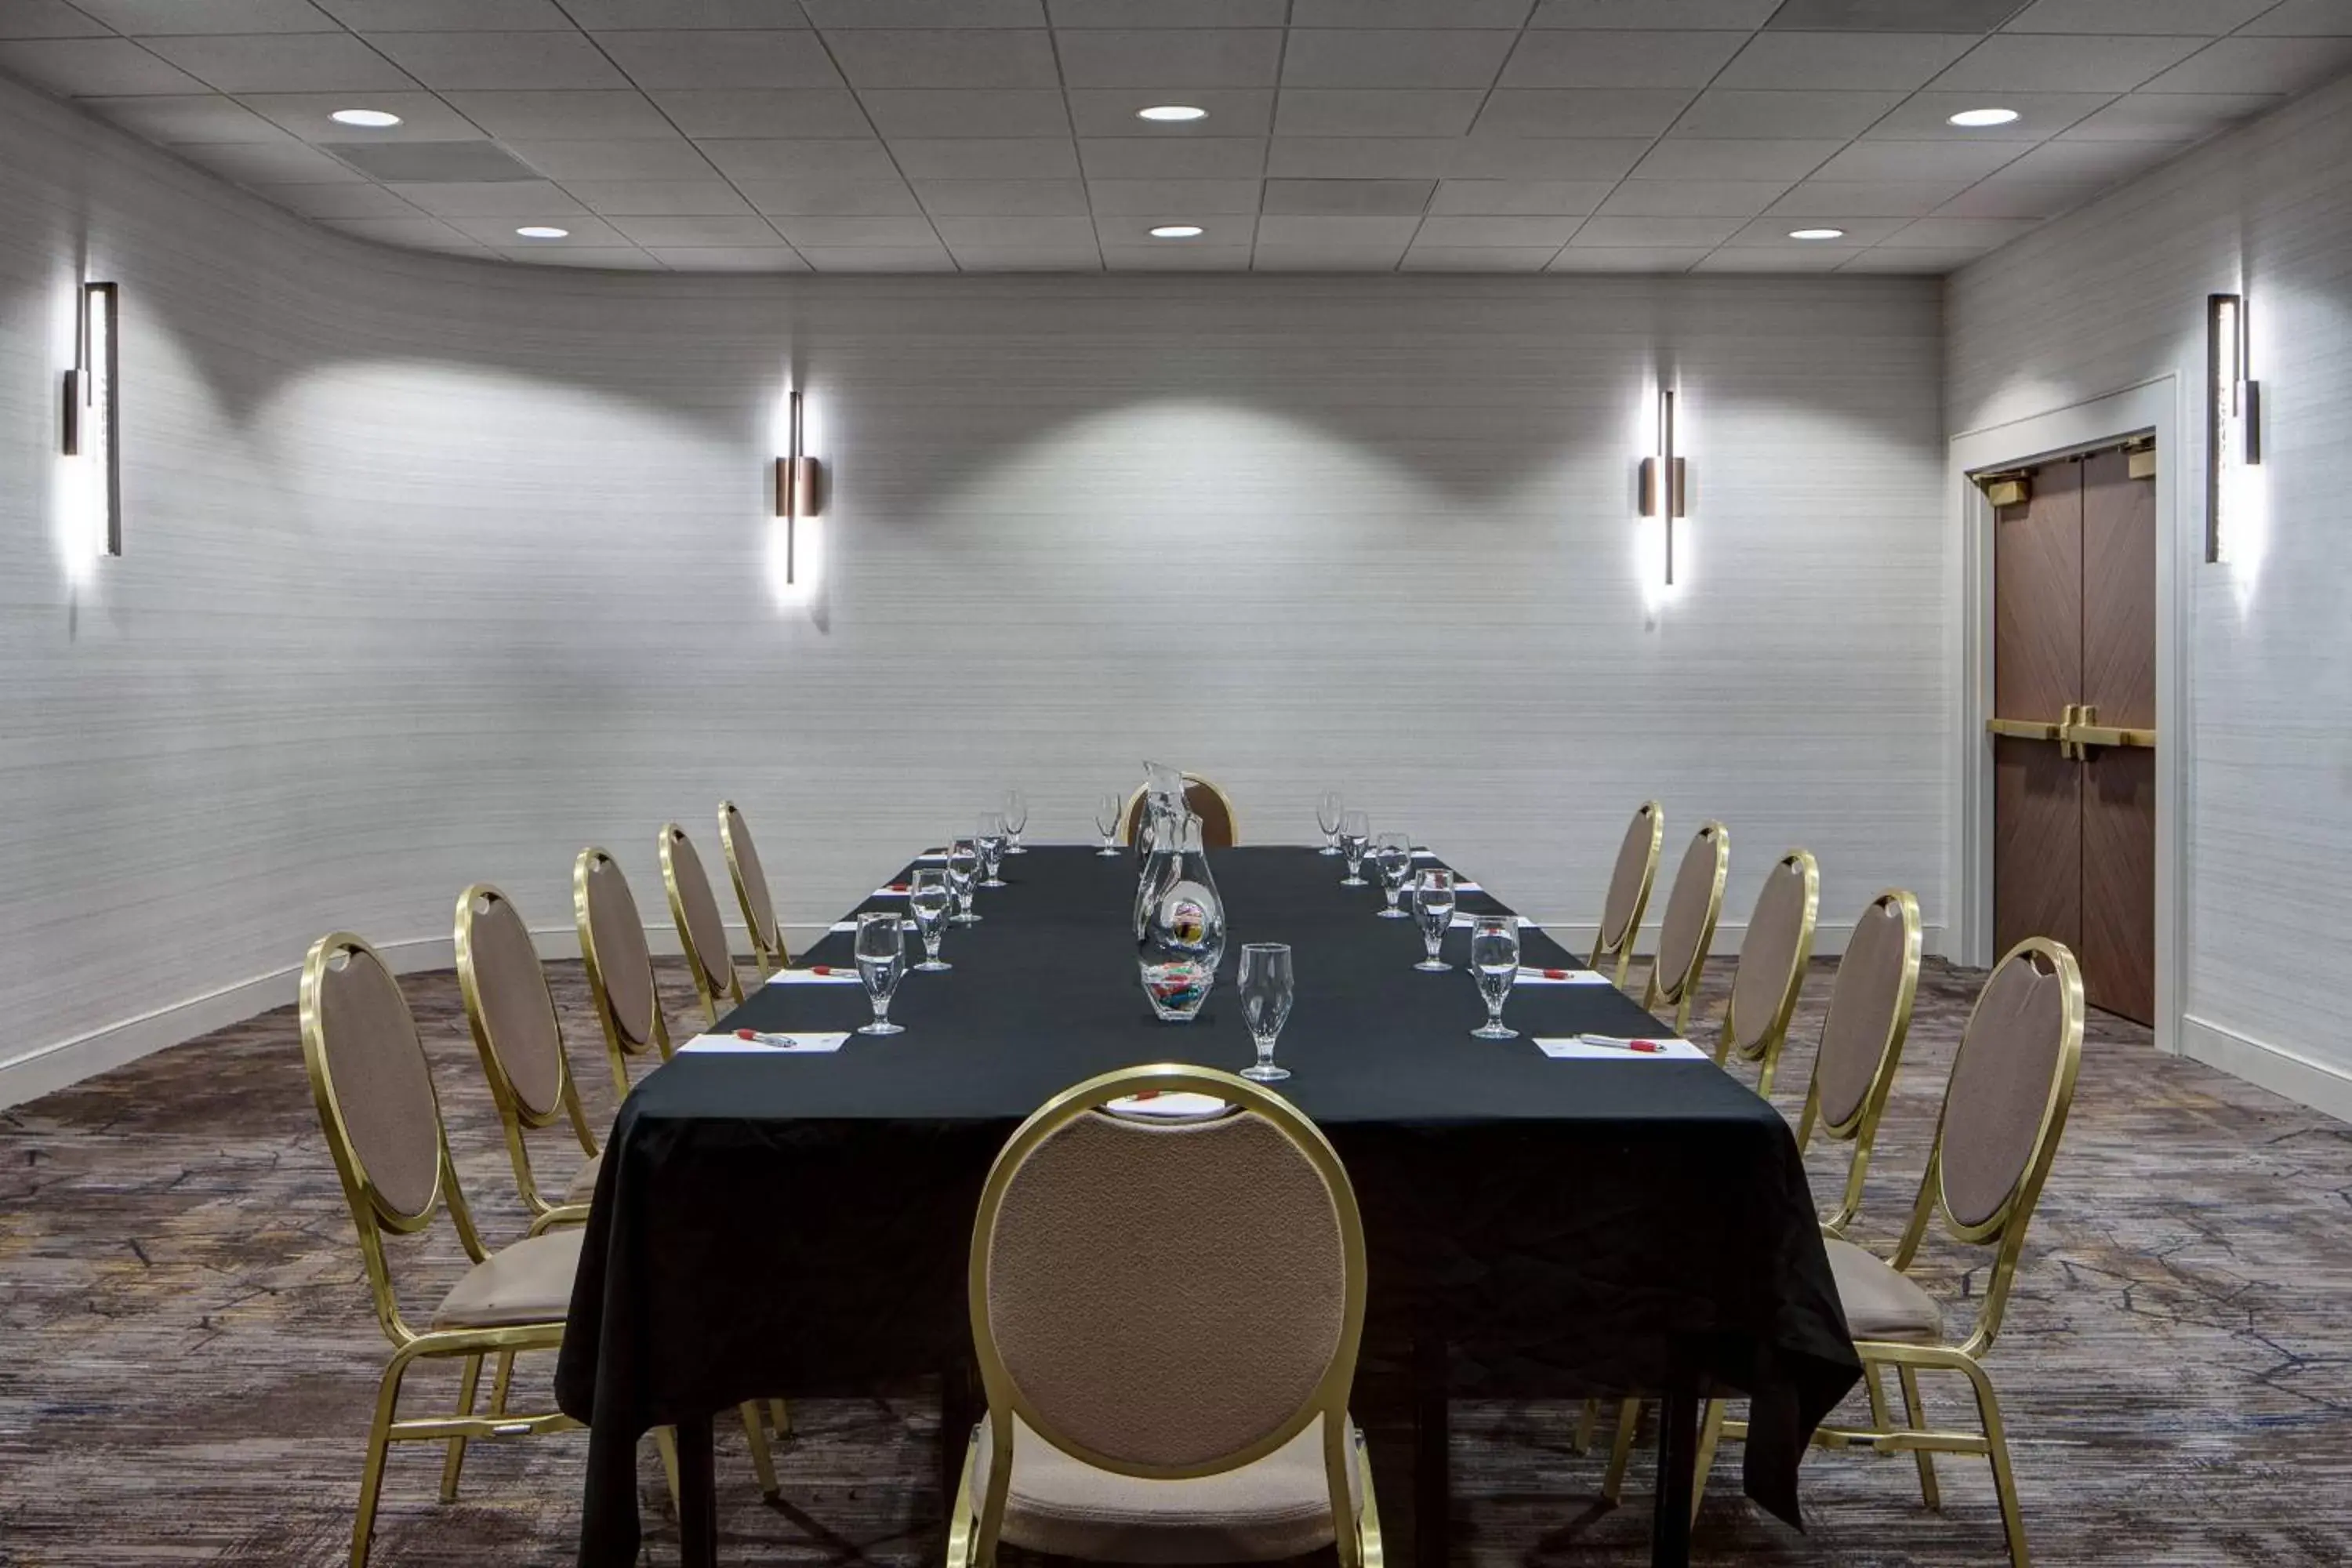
1948,72,2352,1112
1,76,1947,1099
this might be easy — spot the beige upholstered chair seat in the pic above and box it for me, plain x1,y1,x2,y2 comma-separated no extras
561,1153,604,1206
1824,1236,1942,1344
430,1229,584,1330
975,1412,1362,1565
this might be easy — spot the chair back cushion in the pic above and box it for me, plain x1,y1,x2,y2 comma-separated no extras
583,855,658,1047
1940,949,2068,1229
1597,804,1657,949
316,945,442,1223
666,827,735,997
1652,826,1723,999
1814,896,1910,1129
1727,854,1809,1053
1122,779,1238,849
985,1109,1344,1471
722,803,780,951
466,891,566,1120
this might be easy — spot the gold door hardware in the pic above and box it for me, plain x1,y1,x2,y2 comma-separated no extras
2063,704,2156,753
1986,716,2063,742
2125,434,2157,481
1976,468,2031,506
1986,704,2156,758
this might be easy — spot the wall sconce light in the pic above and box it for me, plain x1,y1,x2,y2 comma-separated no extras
62,281,122,558
1638,385,1686,584
774,387,822,585
2206,291,2259,564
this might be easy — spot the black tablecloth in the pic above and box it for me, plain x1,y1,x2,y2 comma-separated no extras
556,847,1857,1566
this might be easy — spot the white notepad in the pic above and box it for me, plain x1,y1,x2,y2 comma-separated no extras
1534,1036,1708,1061
1104,1091,1232,1121
1514,968,1613,985
765,967,862,985
829,917,913,932
1450,913,1541,929
681,1032,849,1054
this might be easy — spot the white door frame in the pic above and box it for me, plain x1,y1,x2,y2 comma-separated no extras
1947,373,2188,1057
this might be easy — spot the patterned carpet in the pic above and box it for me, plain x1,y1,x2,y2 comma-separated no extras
3,952,2349,1568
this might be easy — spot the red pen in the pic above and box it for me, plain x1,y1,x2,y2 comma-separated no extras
885,883,909,892
1628,1040,1662,1053
812,965,851,976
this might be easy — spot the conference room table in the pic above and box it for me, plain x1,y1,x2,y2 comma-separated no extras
554,845,1858,1568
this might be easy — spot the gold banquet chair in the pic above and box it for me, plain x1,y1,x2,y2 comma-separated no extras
300,932,583,1568
454,883,604,1235
1697,937,2083,1567
659,822,746,1025
718,799,789,977
1712,848,1820,1099
1589,800,1664,987
574,846,676,1099
1638,820,1730,1033
1119,774,1242,848
948,1065,1382,1568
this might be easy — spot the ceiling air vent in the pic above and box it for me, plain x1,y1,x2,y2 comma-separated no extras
322,141,543,183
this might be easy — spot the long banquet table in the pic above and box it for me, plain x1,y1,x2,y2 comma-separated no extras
555,845,1857,1568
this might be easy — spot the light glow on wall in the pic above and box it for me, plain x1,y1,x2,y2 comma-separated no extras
767,383,823,608
1631,372,1685,611
54,278,119,586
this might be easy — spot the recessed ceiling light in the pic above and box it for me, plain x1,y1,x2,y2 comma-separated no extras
1149,224,1205,239
1947,107,2020,128
1788,227,1846,241
1136,104,1207,123
514,225,570,239
330,107,402,128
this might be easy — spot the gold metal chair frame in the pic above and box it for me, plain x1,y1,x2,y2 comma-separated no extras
1713,848,1820,1099
452,883,600,1236
1691,937,2084,1567
1797,889,1924,1239
1116,775,1243,847
948,1065,1382,1568
718,799,789,977
574,845,674,1102
301,932,580,1568
660,822,746,1026
1639,819,1730,1035
1590,800,1664,988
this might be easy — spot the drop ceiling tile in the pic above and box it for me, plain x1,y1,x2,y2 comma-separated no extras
252,180,423,216
607,212,785,244
1416,213,1578,245
801,0,1044,24
651,88,875,138
1296,0,1534,23
1099,242,1254,268
1282,28,1515,89
1928,34,2205,92
495,244,663,267
390,178,585,213
1500,29,1750,88
891,136,1080,177
1052,0,1284,23
1084,176,1258,213
1449,133,1650,177
1569,214,1744,245
1472,88,1694,137
0,3,114,39
318,214,483,247
2140,37,2352,95
441,89,679,138
1596,179,1791,216
237,89,485,140
797,245,957,270
1929,176,2097,216
1767,176,1969,214
591,29,844,89
1809,137,2024,180
79,91,285,140
1668,88,1905,138
566,180,753,215
1544,246,1710,271
740,176,924,213
140,32,420,93
2238,1,2352,35
325,138,538,177
858,89,1069,137
1079,135,1261,177
1629,137,1845,179
1883,214,2042,245
1251,245,1410,270
1994,135,2183,181
361,31,627,90
1276,89,1486,136
1054,28,1282,86
504,137,710,179
1254,213,1421,246
2060,91,2281,140
1400,245,1556,270
1261,176,1433,214
1430,178,1613,212
558,0,807,23
448,213,622,241
643,246,811,269
1534,0,1776,24
1065,89,1272,136
697,137,903,178
930,212,1094,245
822,27,1056,88
317,0,576,27
1717,31,1977,89
1693,245,1863,270
0,37,212,93
179,136,368,178
74,0,339,34
1265,135,1453,176
1863,89,2116,140
1761,0,2019,27
920,177,1091,213
1838,243,1991,270
771,214,945,245
949,244,1105,269
2000,0,2269,33
1726,212,1908,243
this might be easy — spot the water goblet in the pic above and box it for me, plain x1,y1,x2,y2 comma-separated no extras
1003,789,1029,855
1413,869,1456,971
1316,789,1345,855
1469,915,1520,1040
1094,791,1124,855
1237,942,1294,1083
976,813,1008,887
1338,810,1371,887
854,911,906,1036
909,868,953,971
946,837,982,924
1373,831,1414,917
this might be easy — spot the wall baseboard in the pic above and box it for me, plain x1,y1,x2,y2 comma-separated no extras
2180,1014,2352,1127
1,915,1947,1111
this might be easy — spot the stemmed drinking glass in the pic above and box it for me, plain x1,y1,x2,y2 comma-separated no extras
976,813,1008,887
1338,810,1372,887
1094,791,1123,856
1373,832,1414,917
908,867,953,971
946,837,982,924
1469,915,1520,1040
1413,869,1457,971
1316,790,1345,855
1003,789,1029,855
1237,942,1294,1083
854,911,906,1036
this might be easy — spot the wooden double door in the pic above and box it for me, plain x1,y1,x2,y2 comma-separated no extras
1990,445,2158,1025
